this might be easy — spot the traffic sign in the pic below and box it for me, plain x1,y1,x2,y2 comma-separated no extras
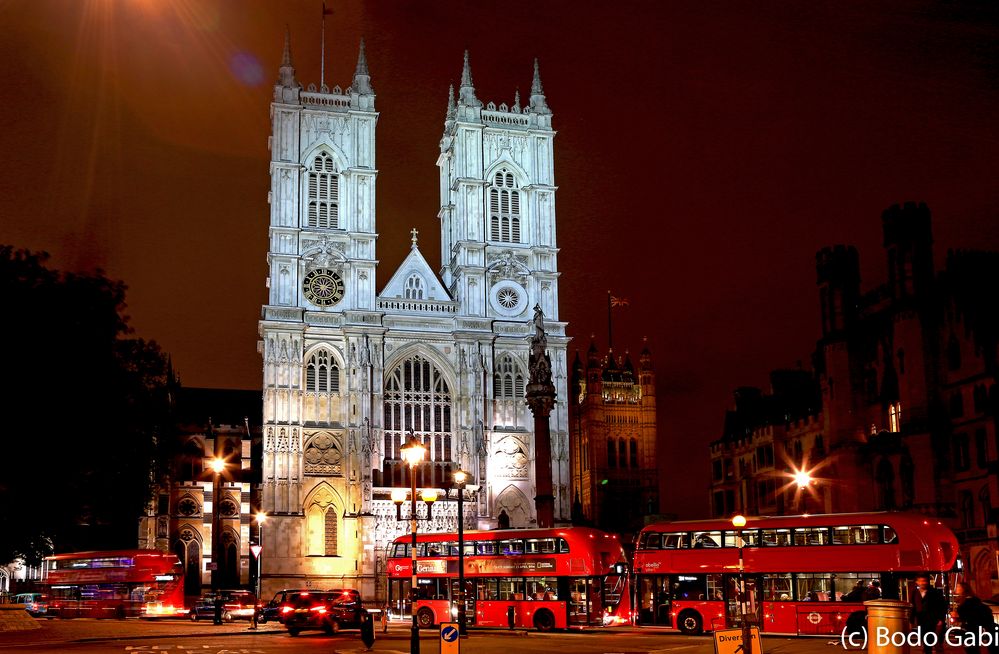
713,627,762,654
250,545,263,558
440,621,460,654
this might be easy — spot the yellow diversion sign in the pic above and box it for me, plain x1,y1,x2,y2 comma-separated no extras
713,627,763,654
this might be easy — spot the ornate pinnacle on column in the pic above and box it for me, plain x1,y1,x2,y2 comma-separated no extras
513,88,521,113
458,50,482,107
529,57,550,114
446,84,456,120
526,304,556,528
352,37,373,95
278,26,298,88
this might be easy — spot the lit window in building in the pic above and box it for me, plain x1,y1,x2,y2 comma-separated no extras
305,349,340,394
888,402,902,433
488,170,521,243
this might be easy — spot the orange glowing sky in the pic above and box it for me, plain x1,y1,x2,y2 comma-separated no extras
2,0,998,516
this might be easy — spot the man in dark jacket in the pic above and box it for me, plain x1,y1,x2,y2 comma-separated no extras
911,573,946,654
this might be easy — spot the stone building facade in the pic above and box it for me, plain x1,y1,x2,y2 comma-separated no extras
258,35,570,602
570,342,658,535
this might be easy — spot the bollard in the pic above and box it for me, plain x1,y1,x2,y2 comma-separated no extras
507,605,515,630
866,599,911,654
360,611,376,651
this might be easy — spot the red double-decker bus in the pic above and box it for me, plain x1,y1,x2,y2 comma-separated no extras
633,512,958,636
44,550,185,618
386,527,630,631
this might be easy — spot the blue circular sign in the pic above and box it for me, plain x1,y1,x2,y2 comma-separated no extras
441,625,459,642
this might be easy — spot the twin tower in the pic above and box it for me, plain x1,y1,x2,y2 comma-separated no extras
258,32,569,601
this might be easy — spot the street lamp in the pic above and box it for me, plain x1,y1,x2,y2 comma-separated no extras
209,457,226,626
397,434,431,654
793,468,814,513
452,469,469,636
731,514,752,654
249,512,266,630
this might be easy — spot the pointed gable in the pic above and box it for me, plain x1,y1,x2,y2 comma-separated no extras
379,244,452,303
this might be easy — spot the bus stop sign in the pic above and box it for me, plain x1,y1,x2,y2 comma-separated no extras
440,622,460,654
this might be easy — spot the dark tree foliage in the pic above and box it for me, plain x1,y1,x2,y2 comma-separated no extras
0,246,173,566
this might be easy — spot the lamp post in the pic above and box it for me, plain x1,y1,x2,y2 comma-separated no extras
398,434,430,654
209,457,226,626
732,514,752,654
452,469,469,636
249,512,266,630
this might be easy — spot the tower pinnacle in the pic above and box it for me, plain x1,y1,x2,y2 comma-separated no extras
529,57,550,114
458,50,482,107
352,38,373,95
278,26,298,88
446,84,456,121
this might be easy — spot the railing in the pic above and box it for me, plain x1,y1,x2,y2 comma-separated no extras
377,299,457,314
481,110,530,127
301,92,351,109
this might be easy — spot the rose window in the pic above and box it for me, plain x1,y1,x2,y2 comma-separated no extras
497,287,520,309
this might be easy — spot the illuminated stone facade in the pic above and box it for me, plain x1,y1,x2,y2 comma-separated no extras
258,36,569,601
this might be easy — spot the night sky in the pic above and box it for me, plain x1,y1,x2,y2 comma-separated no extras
2,1,997,518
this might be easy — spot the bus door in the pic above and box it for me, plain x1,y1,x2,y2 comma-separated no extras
725,574,760,629
637,575,671,626
449,578,475,626
388,578,412,619
760,573,795,633
567,577,598,626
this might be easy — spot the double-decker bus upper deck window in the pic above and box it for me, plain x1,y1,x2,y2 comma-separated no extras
526,538,558,554
477,541,496,555
723,530,759,547
692,531,721,548
833,525,882,544
761,528,792,546
500,539,525,555
645,533,662,549
883,526,898,544
793,527,830,546
392,543,409,557
559,538,570,553
663,532,688,548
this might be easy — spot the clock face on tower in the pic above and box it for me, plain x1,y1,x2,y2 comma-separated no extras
303,268,345,307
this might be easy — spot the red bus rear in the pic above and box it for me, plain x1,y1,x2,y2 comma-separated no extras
44,550,185,618
387,527,630,631
633,512,958,636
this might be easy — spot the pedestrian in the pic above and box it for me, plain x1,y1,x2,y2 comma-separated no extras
863,580,882,601
911,573,946,654
950,581,999,654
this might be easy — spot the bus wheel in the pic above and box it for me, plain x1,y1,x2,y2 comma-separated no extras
222,611,233,623
416,607,435,629
288,627,300,637
677,610,703,635
324,618,341,635
533,609,555,632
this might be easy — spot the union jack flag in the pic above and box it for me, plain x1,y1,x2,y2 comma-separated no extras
610,295,630,308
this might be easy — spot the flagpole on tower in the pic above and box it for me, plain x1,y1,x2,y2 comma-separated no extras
321,2,333,88
607,291,613,352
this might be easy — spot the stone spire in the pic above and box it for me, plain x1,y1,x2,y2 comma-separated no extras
278,26,298,88
458,50,482,107
513,88,521,113
352,38,373,95
446,84,456,121
529,57,550,114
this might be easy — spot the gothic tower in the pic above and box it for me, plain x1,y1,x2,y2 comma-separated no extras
259,33,380,597
437,53,571,527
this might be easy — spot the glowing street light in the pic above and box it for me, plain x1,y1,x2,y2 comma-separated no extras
397,434,431,654
793,470,812,488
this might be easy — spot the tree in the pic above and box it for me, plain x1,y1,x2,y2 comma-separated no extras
0,246,173,565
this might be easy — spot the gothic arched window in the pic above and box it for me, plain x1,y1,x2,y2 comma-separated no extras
619,439,627,469
306,503,338,556
305,349,340,394
607,439,616,468
383,354,453,487
404,274,425,300
307,152,339,229
489,170,521,243
630,439,638,468
493,353,525,428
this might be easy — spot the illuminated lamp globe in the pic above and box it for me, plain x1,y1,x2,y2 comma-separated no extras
400,436,426,467
731,514,747,529
210,458,226,474
391,489,408,505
